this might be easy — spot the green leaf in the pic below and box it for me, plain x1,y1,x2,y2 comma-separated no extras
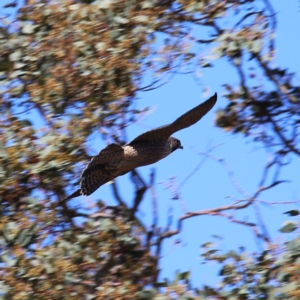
285,238,300,252
9,50,22,61
238,285,249,295
14,62,26,69
274,253,287,267
134,15,148,23
21,23,37,34
9,70,27,78
16,229,28,245
248,40,263,54
24,197,39,205
175,270,190,283
95,0,112,9
9,83,25,96
178,294,194,300
179,271,190,281
153,281,168,288
135,289,156,300
0,141,8,159
201,242,215,248
279,280,298,293
55,285,63,290
201,62,213,68
95,42,106,51
44,263,54,274
279,221,297,233
114,16,129,24
226,250,241,260
212,234,222,240
284,210,299,216
20,119,32,127
1,254,17,267
219,264,233,276
0,281,10,294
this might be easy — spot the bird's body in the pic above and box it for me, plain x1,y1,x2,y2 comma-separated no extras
66,93,217,199
80,137,179,195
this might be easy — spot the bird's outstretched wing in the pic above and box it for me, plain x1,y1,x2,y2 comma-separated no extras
80,165,111,196
128,93,217,144
83,143,124,168
80,143,124,195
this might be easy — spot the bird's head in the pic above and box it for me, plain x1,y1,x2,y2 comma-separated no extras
169,137,183,152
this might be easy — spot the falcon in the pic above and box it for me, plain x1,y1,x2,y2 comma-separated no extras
66,93,217,199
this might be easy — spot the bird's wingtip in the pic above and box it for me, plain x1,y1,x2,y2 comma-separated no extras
209,92,218,105
206,92,217,106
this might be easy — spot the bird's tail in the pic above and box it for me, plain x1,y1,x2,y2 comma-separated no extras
81,168,111,196
62,189,82,202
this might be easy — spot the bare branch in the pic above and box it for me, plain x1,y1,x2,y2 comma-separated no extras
179,144,222,189
150,169,158,228
111,181,126,206
200,153,251,198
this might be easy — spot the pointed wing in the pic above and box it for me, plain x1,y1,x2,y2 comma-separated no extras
129,93,217,144
81,166,111,195
80,143,124,195
82,143,124,171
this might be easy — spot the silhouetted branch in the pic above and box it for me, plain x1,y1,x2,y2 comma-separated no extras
234,11,264,29
179,144,221,188
129,186,148,221
268,115,300,156
150,169,158,229
262,0,277,51
256,55,298,104
111,181,126,206
154,198,266,251
200,153,250,198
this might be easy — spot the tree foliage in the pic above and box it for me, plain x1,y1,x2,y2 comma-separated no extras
0,0,300,299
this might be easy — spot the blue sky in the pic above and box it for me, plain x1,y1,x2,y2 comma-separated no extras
2,0,300,288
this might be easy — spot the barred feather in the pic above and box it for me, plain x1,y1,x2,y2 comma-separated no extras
80,166,111,196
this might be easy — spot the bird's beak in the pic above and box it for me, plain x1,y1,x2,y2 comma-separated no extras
179,145,183,149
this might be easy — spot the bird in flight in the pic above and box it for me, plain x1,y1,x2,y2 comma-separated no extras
65,93,217,200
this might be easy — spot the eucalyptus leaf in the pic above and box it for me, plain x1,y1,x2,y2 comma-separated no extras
9,50,22,61
279,221,297,233
284,210,299,216
21,23,37,34
114,16,129,24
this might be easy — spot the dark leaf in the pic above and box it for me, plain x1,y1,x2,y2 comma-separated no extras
279,221,297,233
284,210,299,217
